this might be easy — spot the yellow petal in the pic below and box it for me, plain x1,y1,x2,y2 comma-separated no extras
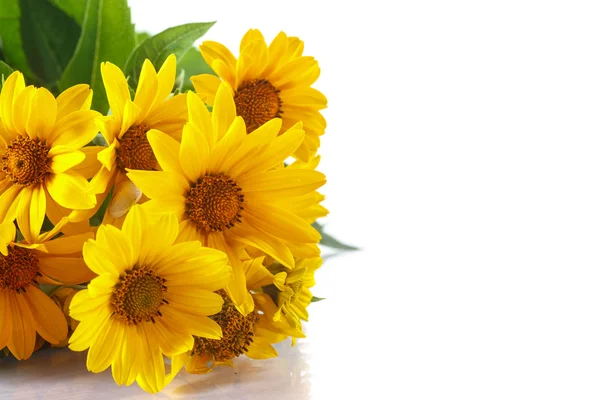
211,82,237,141
12,85,35,137
95,223,135,270
230,223,294,268
138,212,179,266
0,185,22,223
154,54,177,107
49,146,86,173
73,146,103,179
8,292,36,360
48,109,102,149
206,232,253,314
26,88,57,140
143,93,187,130
0,220,15,255
126,170,187,199
16,187,34,243
200,41,237,72
179,123,208,181
86,318,122,373
133,59,159,123
96,141,117,172
190,74,221,106
101,62,130,121
46,171,96,209
38,256,95,285
186,90,214,146
24,286,67,344
147,129,185,176
0,291,13,349
36,231,93,254
244,203,321,243
238,169,325,197
0,71,25,133
56,84,92,120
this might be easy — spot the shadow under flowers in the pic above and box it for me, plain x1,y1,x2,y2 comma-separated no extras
171,339,312,399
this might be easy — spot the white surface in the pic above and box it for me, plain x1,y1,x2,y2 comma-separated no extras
5,0,600,399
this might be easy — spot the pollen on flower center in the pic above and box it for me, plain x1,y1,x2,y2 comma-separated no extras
234,79,282,133
186,174,245,232
0,246,41,293
116,124,157,171
111,266,167,324
193,290,258,361
1,136,51,186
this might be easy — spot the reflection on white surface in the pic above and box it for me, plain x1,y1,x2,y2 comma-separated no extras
0,338,311,399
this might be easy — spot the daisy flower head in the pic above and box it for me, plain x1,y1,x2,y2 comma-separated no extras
192,29,327,162
68,205,232,394
92,55,187,226
186,257,300,373
0,72,99,242
127,84,326,315
0,220,95,360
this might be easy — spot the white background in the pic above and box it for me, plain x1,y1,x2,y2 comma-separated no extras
4,0,600,399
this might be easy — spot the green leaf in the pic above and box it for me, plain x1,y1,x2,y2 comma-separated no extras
58,0,135,114
313,222,359,251
50,0,86,25
18,0,81,84
0,61,14,90
124,22,216,89
177,47,215,92
0,0,34,78
135,31,150,45
311,296,326,303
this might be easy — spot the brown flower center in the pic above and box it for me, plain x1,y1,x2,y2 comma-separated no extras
234,79,282,133
111,266,167,324
193,290,258,361
116,124,157,171
186,174,244,233
1,136,50,186
0,246,41,293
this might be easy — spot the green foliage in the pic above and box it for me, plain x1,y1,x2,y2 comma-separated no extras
18,0,81,85
311,296,326,303
177,47,215,92
50,0,86,25
124,22,215,89
0,0,34,78
0,61,14,90
58,0,135,113
135,31,150,45
313,222,359,251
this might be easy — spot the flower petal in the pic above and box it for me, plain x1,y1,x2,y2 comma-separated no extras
26,88,57,140
46,171,96,210
24,286,67,344
49,146,86,173
56,84,92,120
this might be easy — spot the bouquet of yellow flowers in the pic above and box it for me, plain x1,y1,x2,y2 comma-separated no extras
0,0,355,394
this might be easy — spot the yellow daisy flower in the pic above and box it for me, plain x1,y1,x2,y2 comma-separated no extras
68,205,232,394
186,257,302,373
192,29,327,162
0,220,95,360
271,257,322,331
0,72,99,242
92,55,187,226
283,155,328,224
127,85,326,315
